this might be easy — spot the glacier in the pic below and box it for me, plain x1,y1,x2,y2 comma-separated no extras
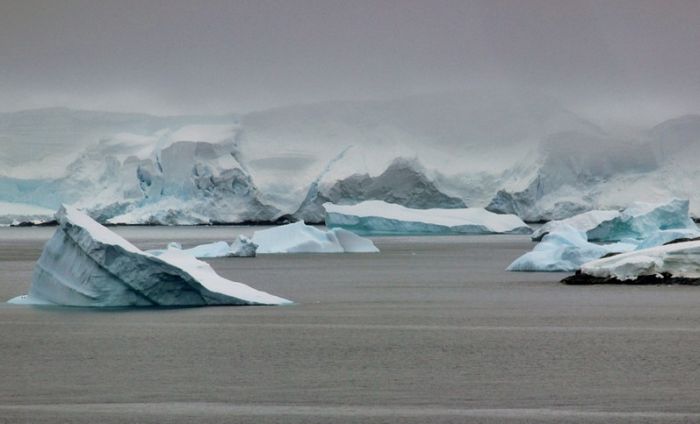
488,116,700,221
0,91,600,225
4,97,700,225
562,240,700,285
8,205,290,307
324,200,531,236
0,201,55,226
251,221,379,254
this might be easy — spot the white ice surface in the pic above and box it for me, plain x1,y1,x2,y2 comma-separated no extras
580,240,700,281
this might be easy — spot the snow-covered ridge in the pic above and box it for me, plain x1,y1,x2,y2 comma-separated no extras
9,205,291,307
3,96,700,224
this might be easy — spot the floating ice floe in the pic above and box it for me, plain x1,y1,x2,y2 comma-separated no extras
532,199,697,242
507,225,636,272
149,236,259,258
562,240,700,284
251,221,379,254
323,200,531,236
8,205,290,307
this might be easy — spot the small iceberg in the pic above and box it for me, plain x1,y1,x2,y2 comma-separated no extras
8,205,290,307
251,221,379,254
563,240,700,285
507,225,636,272
532,199,697,242
149,236,259,258
323,200,531,236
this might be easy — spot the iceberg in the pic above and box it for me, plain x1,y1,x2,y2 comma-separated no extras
562,240,700,285
507,225,636,272
251,221,379,254
323,200,531,236
180,241,236,258
8,205,290,307
531,210,620,241
151,235,259,258
532,199,697,242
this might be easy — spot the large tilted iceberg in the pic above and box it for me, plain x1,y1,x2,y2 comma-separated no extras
532,199,697,242
324,200,531,236
507,225,636,272
251,221,379,254
562,240,700,285
8,205,290,307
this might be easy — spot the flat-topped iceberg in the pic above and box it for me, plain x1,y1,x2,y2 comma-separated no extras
323,200,531,236
251,221,379,254
507,225,636,272
562,240,700,285
532,199,697,242
8,205,290,307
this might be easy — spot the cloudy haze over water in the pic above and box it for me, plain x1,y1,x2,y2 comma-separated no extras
1,0,699,128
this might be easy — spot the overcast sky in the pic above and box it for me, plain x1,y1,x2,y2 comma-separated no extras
1,0,699,127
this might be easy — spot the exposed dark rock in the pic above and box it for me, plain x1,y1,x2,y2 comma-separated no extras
293,158,466,223
561,270,700,286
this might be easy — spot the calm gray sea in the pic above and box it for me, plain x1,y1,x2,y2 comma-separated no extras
1,226,700,423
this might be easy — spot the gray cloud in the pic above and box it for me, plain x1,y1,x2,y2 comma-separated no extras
1,0,699,127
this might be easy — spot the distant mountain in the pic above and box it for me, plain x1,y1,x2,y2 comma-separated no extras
4,92,698,224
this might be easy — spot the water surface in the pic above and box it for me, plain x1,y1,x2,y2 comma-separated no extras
1,227,699,423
